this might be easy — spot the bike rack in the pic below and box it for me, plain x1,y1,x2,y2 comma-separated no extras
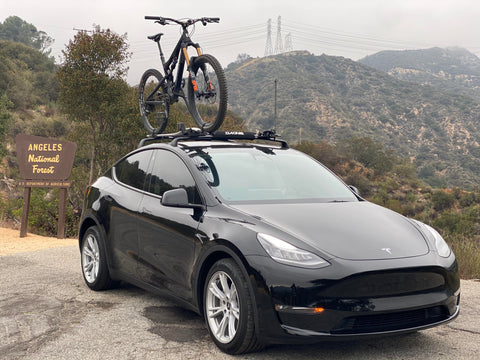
138,124,288,149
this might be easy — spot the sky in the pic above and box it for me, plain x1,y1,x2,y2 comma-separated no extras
2,0,480,85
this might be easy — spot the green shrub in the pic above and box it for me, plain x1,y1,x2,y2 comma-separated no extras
431,190,455,211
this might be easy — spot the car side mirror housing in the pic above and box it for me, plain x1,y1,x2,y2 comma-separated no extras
161,188,205,210
349,185,361,197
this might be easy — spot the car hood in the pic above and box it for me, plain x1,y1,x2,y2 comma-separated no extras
230,201,429,260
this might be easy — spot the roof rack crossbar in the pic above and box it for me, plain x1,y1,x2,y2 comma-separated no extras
138,127,288,149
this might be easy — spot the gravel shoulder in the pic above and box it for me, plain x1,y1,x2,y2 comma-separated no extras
1,227,479,359
0,227,77,256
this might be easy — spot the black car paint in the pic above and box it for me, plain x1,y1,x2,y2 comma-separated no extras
79,141,460,346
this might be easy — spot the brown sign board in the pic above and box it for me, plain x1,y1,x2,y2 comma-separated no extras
15,134,77,181
15,134,77,239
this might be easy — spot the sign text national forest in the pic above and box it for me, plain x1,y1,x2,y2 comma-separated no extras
16,134,77,186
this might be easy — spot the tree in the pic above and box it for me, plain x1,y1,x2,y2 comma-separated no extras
0,40,57,108
0,93,13,160
57,26,132,184
0,16,53,54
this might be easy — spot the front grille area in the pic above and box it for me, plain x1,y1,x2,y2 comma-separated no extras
332,306,449,334
324,271,446,298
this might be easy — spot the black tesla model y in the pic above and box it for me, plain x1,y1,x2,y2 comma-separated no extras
79,130,460,354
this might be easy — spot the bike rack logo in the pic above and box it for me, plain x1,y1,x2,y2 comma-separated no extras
224,132,244,135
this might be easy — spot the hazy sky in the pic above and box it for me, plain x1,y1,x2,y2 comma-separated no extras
2,0,480,84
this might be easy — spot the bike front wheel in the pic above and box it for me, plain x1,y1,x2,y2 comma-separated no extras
139,68,169,135
187,54,228,133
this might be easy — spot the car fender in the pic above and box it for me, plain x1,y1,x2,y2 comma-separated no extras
78,212,116,278
192,240,267,345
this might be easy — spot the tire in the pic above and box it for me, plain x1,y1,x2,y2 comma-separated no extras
187,54,228,133
203,258,262,354
139,68,169,135
80,226,114,291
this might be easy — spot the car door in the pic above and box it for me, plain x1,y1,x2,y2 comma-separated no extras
137,149,203,302
107,149,153,278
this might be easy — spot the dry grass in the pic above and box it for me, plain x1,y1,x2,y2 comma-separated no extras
448,235,480,279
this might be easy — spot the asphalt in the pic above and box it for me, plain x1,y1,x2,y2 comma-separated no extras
1,245,479,359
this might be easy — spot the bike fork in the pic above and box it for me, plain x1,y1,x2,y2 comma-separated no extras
182,45,203,93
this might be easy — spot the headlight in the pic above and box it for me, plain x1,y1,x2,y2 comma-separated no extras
413,220,451,258
424,224,452,258
257,233,329,268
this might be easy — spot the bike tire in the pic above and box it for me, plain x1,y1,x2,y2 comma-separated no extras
139,68,169,135
187,54,228,133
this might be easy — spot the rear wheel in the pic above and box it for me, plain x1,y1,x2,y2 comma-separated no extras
139,68,169,135
187,54,227,133
81,226,114,291
203,258,262,354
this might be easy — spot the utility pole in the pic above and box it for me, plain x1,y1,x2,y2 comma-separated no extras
284,33,293,52
274,79,278,131
274,16,283,54
264,19,273,56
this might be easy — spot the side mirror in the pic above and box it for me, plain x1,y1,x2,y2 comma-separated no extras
161,188,205,210
349,185,361,197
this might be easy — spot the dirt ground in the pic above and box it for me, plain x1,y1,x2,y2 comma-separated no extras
0,227,77,256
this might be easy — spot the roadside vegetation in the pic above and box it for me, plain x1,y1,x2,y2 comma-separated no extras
0,16,478,279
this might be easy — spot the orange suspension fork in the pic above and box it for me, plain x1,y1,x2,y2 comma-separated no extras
183,45,203,93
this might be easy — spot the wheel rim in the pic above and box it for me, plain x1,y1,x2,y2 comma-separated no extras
140,73,169,134
82,233,100,284
206,271,240,344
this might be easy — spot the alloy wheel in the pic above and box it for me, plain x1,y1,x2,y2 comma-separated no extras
205,270,240,343
82,233,100,284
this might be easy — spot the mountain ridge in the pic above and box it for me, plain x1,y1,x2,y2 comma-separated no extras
225,50,480,188
358,47,480,100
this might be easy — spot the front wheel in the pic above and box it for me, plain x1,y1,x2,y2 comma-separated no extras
187,54,228,133
203,258,262,354
139,68,169,135
81,226,114,291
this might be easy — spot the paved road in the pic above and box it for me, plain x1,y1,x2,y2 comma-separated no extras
1,245,479,360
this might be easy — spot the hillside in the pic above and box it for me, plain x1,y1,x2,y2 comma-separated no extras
225,51,480,188
358,47,480,100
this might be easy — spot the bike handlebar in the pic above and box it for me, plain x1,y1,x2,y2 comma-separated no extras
144,16,220,26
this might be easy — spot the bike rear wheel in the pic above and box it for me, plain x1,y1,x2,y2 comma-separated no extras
187,54,228,133
139,69,169,135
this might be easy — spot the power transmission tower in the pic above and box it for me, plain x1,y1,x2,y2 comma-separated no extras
284,33,293,52
264,19,273,56
274,16,283,54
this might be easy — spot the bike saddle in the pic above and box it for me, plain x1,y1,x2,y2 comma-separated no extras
147,33,163,42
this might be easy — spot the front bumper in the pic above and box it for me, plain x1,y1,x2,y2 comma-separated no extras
246,255,460,343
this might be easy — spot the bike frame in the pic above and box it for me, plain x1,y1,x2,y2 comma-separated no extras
155,24,202,101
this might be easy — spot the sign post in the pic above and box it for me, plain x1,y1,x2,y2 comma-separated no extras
16,134,77,239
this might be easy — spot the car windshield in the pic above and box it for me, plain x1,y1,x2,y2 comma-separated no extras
191,147,358,203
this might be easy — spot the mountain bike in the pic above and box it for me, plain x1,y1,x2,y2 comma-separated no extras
139,16,228,135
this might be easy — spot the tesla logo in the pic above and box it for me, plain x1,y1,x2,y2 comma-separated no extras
381,248,392,254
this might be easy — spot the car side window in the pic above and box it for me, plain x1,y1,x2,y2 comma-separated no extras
147,150,201,204
114,150,153,190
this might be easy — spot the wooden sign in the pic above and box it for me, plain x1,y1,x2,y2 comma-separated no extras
15,134,77,180
15,135,77,239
